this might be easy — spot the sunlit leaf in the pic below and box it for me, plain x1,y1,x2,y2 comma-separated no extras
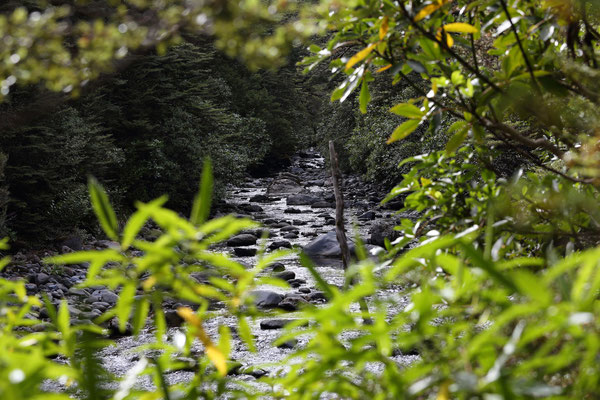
345,43,377,71
387,119,421,144
443,22,478,33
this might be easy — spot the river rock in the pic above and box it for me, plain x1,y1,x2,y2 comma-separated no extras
249,194,270,203
270,262,285,272
288,278,306,288
268,240,292,250
278,295,309,311
274,270,295,281
239,203,263,213
234,247,257,257
250,290,283,308
268,178,303,194
369,220,400,246
286,194,320,205
303,231,355,258
358,211,376,221
260,318,294,330
36,272,50,285
227,234,258,247
311,201,334,208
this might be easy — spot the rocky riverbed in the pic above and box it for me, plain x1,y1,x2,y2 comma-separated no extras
2,149,419,392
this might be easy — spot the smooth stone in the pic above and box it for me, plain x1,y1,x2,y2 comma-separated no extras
270,262,286,272
358,211,376,221
369,220,400,246
278,295,309,311
274,270,295,281
36,273,50,285
288,278,306,288
268,241,292,250
227,234,258,247
303,231,355,258
99,290,119,305
286,194,320,205
249,194,270,203
234,247,257,257
260,319,294,330
250,290,283,308
239,204,264,212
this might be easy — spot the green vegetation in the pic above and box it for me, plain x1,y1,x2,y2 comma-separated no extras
1,0,600,399
0,39,313,241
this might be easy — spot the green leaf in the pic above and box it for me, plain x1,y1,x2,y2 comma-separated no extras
190,158,213,226
116,284,135,332
88,177,118,241
299,252,335,299
122,197,168,250
132,298,150,335
218,325,232,360
387,119,421,144
445,123,469,155
443,22,479,33
57,300,71,336
238,317,256,352
359,78,371,114
389,103,424,119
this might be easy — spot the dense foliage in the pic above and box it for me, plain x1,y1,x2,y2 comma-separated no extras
0,39,313,241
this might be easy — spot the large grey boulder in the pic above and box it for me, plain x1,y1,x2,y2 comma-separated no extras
369,220,400,246
286,194,320,205
249,290,283,308
303,231,355,258
227,234,258,247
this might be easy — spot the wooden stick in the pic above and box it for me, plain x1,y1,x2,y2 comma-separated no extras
328,141,372,324
328,141,352,270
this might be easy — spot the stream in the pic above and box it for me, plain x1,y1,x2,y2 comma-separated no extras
38,149,418,393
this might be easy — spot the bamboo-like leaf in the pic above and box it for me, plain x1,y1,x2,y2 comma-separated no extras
190,158,213,226
359,78,371,114
299,253,335,299
116,284,135,332
414,3,442,21
376,64,392,73
177,307,227,376
238,316,256,352
387,119,421,144
88,177,118,240
345,43,377,71
443,22,479,33
379,16,389,40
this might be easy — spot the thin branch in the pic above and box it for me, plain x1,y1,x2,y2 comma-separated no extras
498,0,540,93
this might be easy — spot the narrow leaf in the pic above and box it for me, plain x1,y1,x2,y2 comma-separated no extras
414,3,442,21
359,78,371,114
88,177,118,240
345,43,377,71
379,16,389,40
443,22,479,33
190,158,213,225
387,119,421,144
